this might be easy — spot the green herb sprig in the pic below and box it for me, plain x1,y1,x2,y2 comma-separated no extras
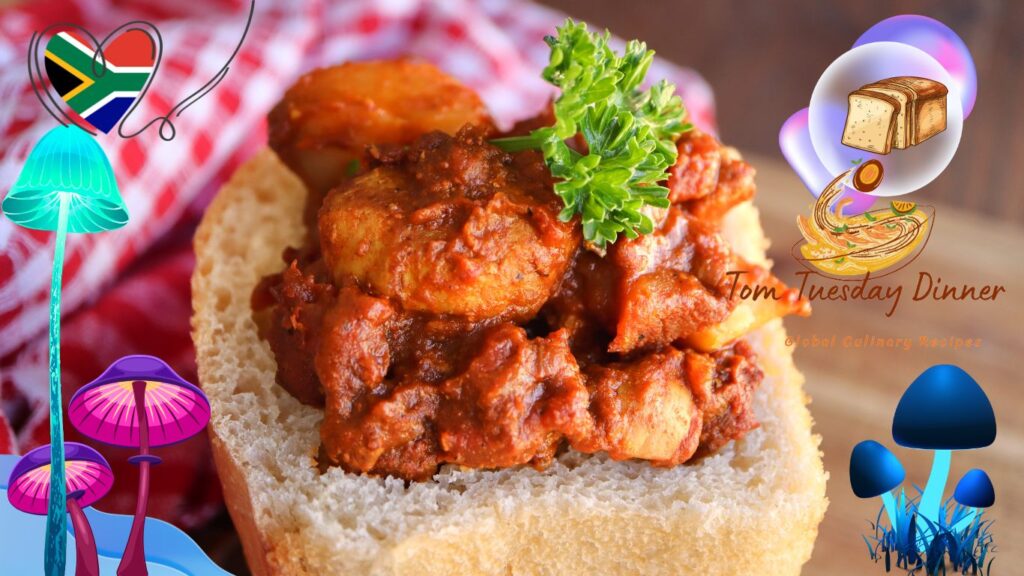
491,20,691,248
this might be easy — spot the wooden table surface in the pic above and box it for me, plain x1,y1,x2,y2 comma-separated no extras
751,152,1024,575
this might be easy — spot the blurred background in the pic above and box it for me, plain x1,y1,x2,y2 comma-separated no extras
0,1,1020,575
546,0,1024,223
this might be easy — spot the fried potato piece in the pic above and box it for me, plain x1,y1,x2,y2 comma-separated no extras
319,127,579,320
269,59,493,219
576,348,702,465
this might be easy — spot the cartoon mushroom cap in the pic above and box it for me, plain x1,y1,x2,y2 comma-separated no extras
954,468,995,508
850,440,906,498
7,442,114,515
1,124,127,233
892,364,996,450
68,355,211,449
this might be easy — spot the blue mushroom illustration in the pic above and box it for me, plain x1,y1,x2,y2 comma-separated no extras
891,365,996,542
953,468,994,529
850,440,905,529
953,469,994,509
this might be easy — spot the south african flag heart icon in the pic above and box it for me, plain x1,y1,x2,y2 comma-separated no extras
44,29,156,134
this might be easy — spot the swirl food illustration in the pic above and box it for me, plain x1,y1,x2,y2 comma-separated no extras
796,170,931,276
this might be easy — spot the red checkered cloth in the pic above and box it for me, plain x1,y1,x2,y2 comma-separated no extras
0,0,716,527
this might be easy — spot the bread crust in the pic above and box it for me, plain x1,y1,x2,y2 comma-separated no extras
209,431,275,576
192,150,828,576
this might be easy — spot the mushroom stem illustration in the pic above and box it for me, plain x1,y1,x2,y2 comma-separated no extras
68,355,211,576
1,124,127,576
918,448,952,529
850,440,905,529
7,443,115,576
67,490,99,576
892,365,996,550
120,380,159,576
880,490,898,529
45,192,70,576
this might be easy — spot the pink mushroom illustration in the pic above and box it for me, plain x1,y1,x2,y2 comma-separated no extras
7,443,114,576
67,355,210,576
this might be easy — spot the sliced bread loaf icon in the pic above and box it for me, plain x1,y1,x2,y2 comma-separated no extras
841,77,948,154
842,90,899,154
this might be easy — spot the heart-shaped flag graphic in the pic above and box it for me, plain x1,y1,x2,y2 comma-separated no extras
44,29,157,133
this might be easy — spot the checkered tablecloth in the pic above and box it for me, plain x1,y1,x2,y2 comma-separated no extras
0,0,715,527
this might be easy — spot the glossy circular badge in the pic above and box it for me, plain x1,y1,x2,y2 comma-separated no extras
808,41,962,197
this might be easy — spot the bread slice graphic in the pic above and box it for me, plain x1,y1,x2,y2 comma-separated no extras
859,83,915,149
841,76,948,154
884,76,948,145
842,90,899,154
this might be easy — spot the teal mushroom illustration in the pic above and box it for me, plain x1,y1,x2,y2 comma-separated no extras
850,440,905,529
891,364,996,547
1,124,127,576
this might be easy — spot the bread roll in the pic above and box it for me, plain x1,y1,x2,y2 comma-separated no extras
191,150,828,576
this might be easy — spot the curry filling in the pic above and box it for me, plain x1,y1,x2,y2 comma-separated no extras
252,60,808,481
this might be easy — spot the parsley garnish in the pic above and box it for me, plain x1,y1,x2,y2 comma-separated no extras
491,20,690,248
